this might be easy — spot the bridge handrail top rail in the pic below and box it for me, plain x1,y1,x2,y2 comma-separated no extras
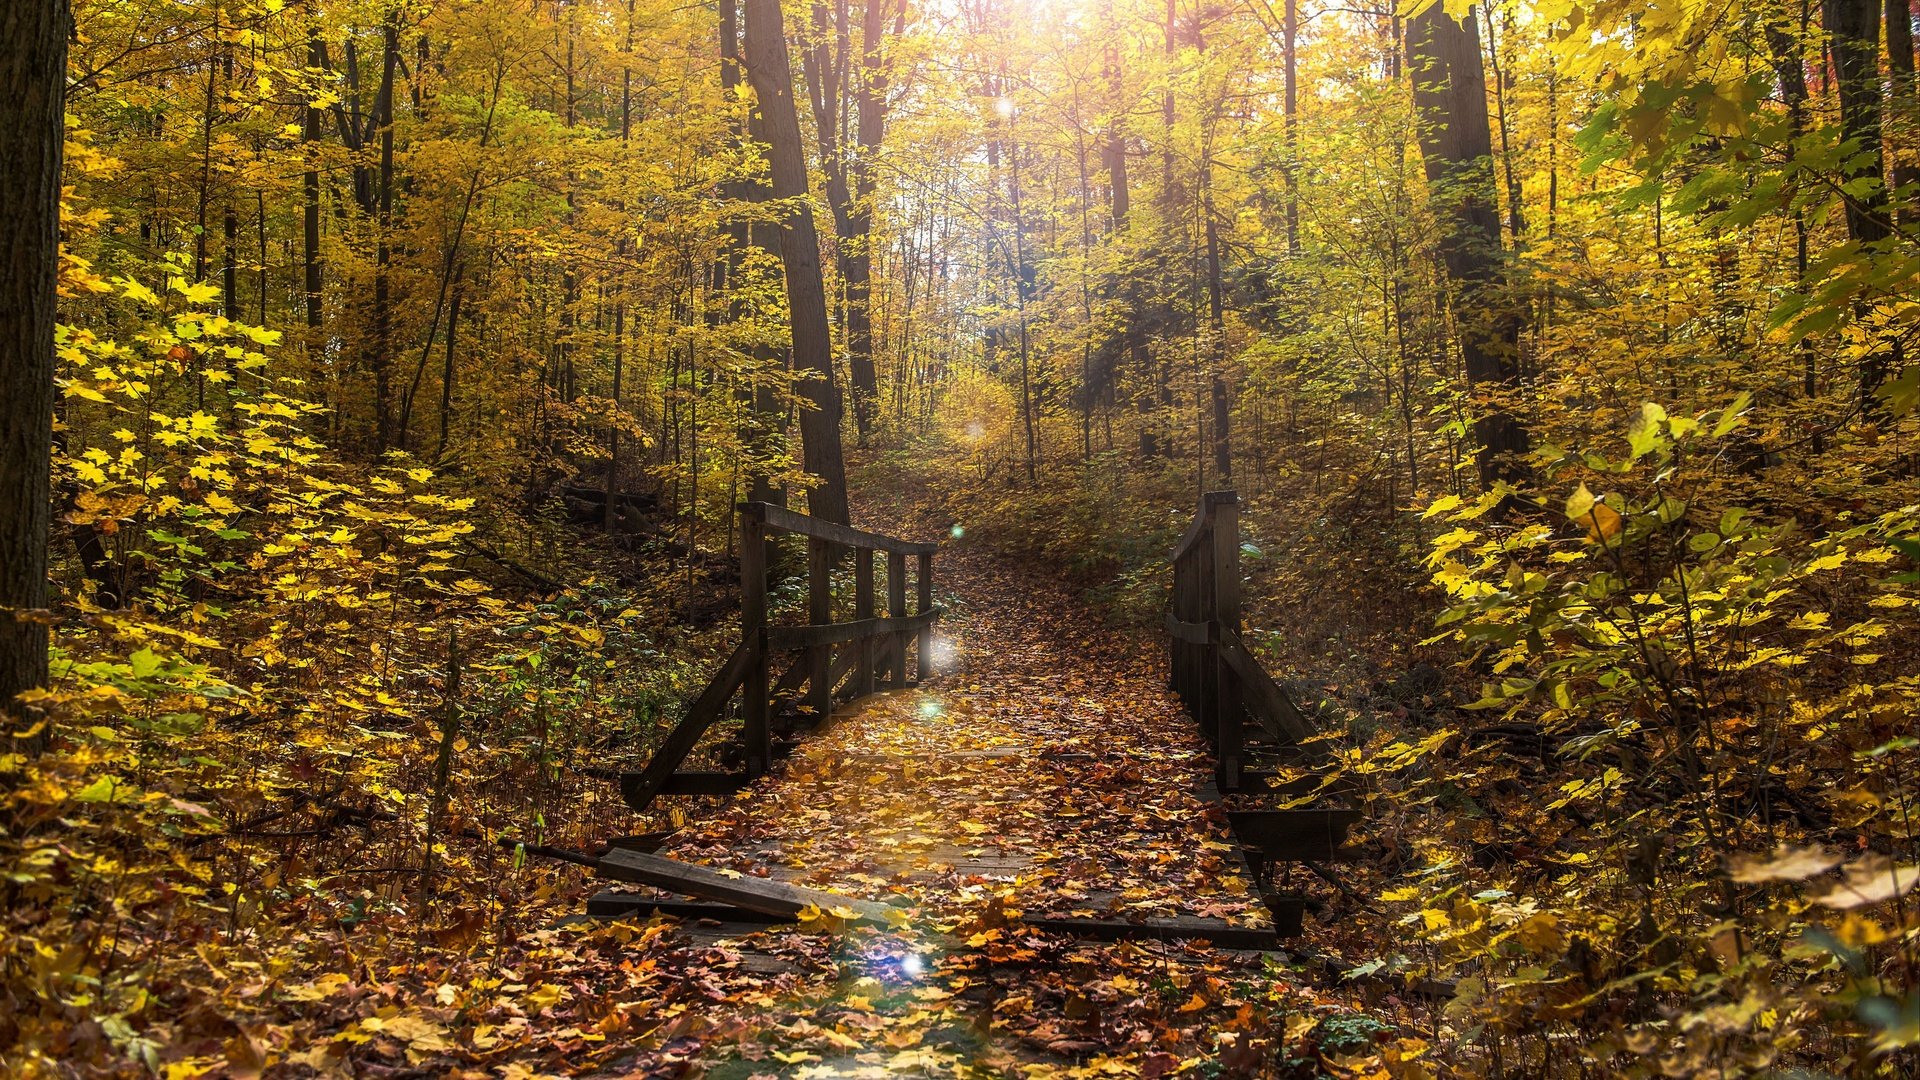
1170,489,1240,563
741,501,939,555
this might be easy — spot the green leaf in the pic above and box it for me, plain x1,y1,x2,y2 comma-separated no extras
1879,368,1920,417
128,647,163,679
1564,483,1596,522
1712,392,1753,436
1628,403,1667,460
73,776,122,803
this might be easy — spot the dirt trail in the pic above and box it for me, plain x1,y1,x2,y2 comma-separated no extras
602,507,1298,1076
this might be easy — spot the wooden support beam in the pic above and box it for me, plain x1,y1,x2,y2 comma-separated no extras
764,609,941,651
1227,808,1363,862
649,771,748,797
1218,634,1318,747
771,652,809,702
1263,893,1308,938
1164,614,1212,644
597,849,896,924
621,637,759,811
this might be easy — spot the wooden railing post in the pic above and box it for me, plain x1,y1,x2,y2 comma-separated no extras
807,537,833,722
888,550,908,686
1210,493,1243,790
916,551,935,679
1199,509,1217,737
740,504,771,777
853,546,875,697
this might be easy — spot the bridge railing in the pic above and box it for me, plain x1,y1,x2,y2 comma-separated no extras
620,503,940,810
1167,490,1317,791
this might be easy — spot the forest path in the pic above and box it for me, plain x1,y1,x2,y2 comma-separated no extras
601,485,1289,1076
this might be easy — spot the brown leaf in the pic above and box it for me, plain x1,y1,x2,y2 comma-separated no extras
1810,854,1920,909
1727,844,1841,884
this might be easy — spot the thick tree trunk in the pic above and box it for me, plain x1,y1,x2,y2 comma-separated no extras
0,0,69,740
1827,0,1900,407
1828,0,1890,245
1890,0,1917,221
1406,3,1528,486
722,0,785,508
743,0,851,524
841,0,898,444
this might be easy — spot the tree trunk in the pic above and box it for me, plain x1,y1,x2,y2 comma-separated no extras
1283,0,1300,255
303,9,324,346
0,0,68,742
842,0,899,445
370,21,400,451
743,0,851,524
1827,0,1899,407
1406,3,1528,486
722,0,785,509
1886,0,1916,221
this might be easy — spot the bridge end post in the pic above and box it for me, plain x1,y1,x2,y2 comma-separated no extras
1210,493,1243,790
916,551,935,679
887,551,908,686
853,547,876,697
741,504,771,778
807,538,834,723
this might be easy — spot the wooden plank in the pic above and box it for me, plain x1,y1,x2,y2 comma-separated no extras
749,501,937,555
1227,809,1363,863
585,890,791,923
621,637,759,811
652,771,748,797
764,609,942,651
1021,915,1278,951
1240,770,1358,801
597,848,897,924
603,832,674,853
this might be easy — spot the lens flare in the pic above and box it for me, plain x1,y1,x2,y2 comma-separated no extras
927,637,956,667
900,953,924,977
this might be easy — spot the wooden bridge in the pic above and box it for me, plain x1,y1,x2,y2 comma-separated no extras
570,493,1360,948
